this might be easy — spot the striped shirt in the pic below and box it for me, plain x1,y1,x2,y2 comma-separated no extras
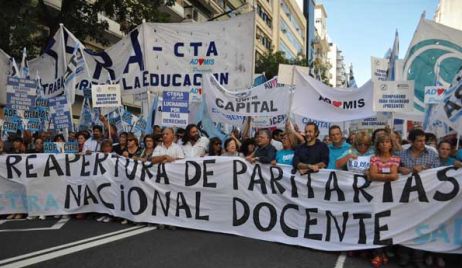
370,156,400,173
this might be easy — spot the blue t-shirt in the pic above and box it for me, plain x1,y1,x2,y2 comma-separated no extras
276,149,294,165
456,149,462,161
327,141,351,169
440,157,456,166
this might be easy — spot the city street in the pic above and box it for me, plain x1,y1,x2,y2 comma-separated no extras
0,217,408,268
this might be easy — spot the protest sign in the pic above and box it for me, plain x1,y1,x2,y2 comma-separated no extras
44,142,65,153
1,154,461,253
424,86,447,104
6,76,37,111
92,84,122,108
162,91,189,127
373,81,414,112
371,57,389,81
49,96,72,130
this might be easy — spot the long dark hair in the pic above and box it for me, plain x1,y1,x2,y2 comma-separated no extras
208,137,222,156
240,138,256,156
182,124,198,145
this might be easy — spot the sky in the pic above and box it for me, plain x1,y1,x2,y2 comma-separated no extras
295,0,439,86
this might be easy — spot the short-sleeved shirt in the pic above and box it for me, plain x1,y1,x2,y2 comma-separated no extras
254,144,277,164
153,142,185,160
293,139,329,169
276,149,294,165
182,137,209,158
440,157,456,166
398,147,439,169
370,156,401,174
327,141,351,169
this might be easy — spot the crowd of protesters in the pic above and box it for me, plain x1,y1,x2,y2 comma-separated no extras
1,115,462,267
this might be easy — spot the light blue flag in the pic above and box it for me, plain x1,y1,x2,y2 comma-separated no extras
253,74,267,86
194,95,228,141
145,95,158,134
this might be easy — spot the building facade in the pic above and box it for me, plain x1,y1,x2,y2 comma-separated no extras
327,42,346,88
255,0,307,61
434,0,462,31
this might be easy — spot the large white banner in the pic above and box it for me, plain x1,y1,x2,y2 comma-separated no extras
292,69,375,122
28,13,255,98
203,75,290,117
1,154,461,253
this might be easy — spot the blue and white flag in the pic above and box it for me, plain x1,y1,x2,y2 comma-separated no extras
78,97,93,131
9,57,20,78
387,30,399,81
63,44,85,104
194,95,228,141
20,47,30,79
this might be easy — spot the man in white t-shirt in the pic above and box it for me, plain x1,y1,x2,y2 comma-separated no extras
83,125,103,154
152,127,184,163
181,124,209,158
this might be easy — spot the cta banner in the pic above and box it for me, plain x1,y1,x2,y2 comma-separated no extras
28,13,255,98
1,154,461,253
373,80,414,112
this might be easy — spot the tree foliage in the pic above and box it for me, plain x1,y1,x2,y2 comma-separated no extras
0,0,174,59
255,49,309,80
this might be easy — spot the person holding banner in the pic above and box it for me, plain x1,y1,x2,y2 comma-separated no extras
83,125,103,154
222,138,243,157
398,129,439,175
207,137,223,156
327,125,351,169
181,124,209,158
335,131,374,173
76,132,88,153
152,127,184,164
136,135,156,162
367,132,400,267
122,133,141,159
246,129,276,164
27,137,44,153
293,122,329,174
273,132,295,166
438,141,462,167
113,132,128,155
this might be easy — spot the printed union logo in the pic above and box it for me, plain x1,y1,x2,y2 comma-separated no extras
380,84,388,91
190,58,215,65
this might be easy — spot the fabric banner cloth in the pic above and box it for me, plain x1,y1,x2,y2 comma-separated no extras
403,18,462,113
27,13,255,98
1,154,461,253
292,70,375,122
203,75,290,117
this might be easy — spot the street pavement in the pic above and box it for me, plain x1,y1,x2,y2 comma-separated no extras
0,216,459,268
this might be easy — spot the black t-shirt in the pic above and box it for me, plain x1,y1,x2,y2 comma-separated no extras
293,139,329,169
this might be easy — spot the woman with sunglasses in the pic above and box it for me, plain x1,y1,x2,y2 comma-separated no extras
335,131,374,173
122,133,141,159
207,137,223,156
